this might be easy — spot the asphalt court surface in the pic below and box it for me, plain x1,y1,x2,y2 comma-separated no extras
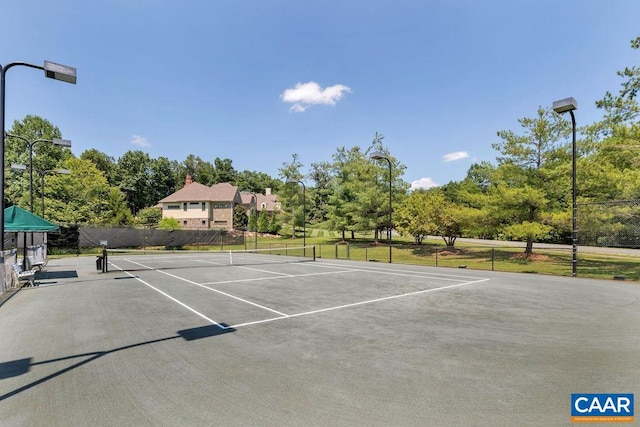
106,252,490,329
1,255,639,426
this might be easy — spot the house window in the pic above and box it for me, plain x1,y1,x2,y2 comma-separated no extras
183,220,187,225
201,220,206,225
261,202,267,209
183,203,187,211
167,205,180,210
202,202,206,211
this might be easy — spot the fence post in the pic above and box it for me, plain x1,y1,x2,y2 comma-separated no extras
435,248,438,267
347,242,350,260
492,247,495,271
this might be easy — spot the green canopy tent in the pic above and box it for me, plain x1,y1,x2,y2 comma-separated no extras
4,205,59,232
4,205,59,269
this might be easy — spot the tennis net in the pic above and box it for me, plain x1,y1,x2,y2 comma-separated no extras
104,245,316,272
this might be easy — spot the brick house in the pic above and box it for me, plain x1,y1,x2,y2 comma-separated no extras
239,188,281,218
158,175,242,230
158,176,281,230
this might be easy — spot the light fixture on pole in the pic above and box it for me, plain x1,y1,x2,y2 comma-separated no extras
370,151,393,263
286,178,306,253
552,97,578,277
40,168,71,218
7,133,71,213
1,59,76,253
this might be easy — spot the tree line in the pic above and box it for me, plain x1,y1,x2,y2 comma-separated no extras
4,37,639,251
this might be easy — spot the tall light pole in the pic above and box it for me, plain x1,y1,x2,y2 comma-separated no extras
286,179,306,252
552,97,578,277
370,151,392,263
1,60,76,253
7,133,71,212
251,192,258,250
40,168,71,218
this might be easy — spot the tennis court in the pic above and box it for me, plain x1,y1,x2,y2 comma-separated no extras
1,252,639,426
103,247,490,330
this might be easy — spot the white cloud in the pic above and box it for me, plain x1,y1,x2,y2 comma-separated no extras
410,177,439,190
281,81,351,112
443,151,469,162
131,135,151,148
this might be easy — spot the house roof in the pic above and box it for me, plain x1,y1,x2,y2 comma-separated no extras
159,182,216,203
240,191,280,212
159,181,241,203
210,182,240,202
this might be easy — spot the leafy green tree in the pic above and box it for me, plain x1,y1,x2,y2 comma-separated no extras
177,155,215,185
46,158,111,224
502,221,553,250
327,146,371,240
235,170,282,194
367,133,409,241
102,188,134,226
5,115,73,208
268,211,281,235
433,203,478,247
395,190,438,244
257,209,269,233
116,150,153,214
213,157,238,184
595,36,640,130
80,149,117,185
308,161,333,224
248,207,258,232
158,217,181,231
397,189,477,246
136,206,163,227
233,204,249,230
492,108,571,253
149,156,178,203
278,154,304,238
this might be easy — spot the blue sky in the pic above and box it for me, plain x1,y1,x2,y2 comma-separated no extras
2,1,639,189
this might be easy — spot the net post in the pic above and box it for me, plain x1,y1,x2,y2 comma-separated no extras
312,245,316,261
102,247,108,273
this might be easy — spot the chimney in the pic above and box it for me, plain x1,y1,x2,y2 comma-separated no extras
265,187,271,196
185,174,193,186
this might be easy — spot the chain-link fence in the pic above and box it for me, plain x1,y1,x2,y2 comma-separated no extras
579,200,640,248
46,226,247,251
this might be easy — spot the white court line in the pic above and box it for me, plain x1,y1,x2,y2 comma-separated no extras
158,269,289,316
122,258,288,317
232,265,292,276
301,261,487,281
109,263,229,329
230,278,490,328
201,269,361,286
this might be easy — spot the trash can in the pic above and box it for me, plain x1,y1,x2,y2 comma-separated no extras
96,256,103,272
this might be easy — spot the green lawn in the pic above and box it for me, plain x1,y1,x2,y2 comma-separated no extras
258,231,640,282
